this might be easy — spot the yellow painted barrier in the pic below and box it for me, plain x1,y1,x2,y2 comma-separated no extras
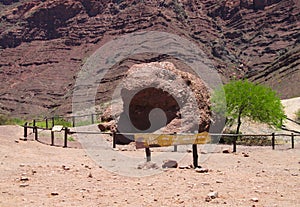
134,132,211,149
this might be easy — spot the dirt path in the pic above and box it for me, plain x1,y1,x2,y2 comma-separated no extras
0,125,299,207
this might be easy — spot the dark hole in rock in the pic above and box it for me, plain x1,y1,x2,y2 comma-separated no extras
129,87,180,131
185,79,191,86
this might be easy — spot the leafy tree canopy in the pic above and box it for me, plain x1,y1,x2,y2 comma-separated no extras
211,79,286,135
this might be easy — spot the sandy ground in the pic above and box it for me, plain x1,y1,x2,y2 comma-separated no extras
0,124,299,207
281,97,300,120
0,97,299,206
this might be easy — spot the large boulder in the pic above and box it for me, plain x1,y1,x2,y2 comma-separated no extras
102,61,211,144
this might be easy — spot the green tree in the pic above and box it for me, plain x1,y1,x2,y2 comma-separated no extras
211,79,285,151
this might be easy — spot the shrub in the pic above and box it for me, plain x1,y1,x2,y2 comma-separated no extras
237,136,271,146
53,117,72,127
0,115,25,125
0,115,11,125
219,129,241,145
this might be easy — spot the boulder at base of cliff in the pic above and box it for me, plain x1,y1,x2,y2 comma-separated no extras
101,61,211,145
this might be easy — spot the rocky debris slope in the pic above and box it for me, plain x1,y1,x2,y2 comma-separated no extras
0,0,299,118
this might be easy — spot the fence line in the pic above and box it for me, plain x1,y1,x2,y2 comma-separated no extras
286,117,300,125
22,120,299,168
22,120,298,150
26,113,103,129
21,111,300,150
20,113,299,167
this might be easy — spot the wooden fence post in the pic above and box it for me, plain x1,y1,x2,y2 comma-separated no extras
112,132,116,148
51,131,54,146
192,144,199,168
52,117,55,128
173,132,177,152
233,135,237,152
291,133,294,149
272,133,275,150
91,114,94,124
72,116,75,127
23,122,28,140
34,126,38,140
145,147,151,162
63,127,68,148
33,119,36,133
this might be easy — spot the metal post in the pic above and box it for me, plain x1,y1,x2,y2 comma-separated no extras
272,133,275,150
145,147,151,162
51,131,54,146
192,144,198,168
291,133,294,149
45,118,48,129
64,127,68,148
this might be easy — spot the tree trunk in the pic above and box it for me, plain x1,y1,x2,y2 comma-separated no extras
233,112,242,152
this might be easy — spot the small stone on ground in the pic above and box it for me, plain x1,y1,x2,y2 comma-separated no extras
195,168,209,173
162,160,178,168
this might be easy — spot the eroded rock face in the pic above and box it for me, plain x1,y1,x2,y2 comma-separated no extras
104,61,211,144
0,0,299,118
253,0,282,10
0,0,19,5
240,0,282,10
